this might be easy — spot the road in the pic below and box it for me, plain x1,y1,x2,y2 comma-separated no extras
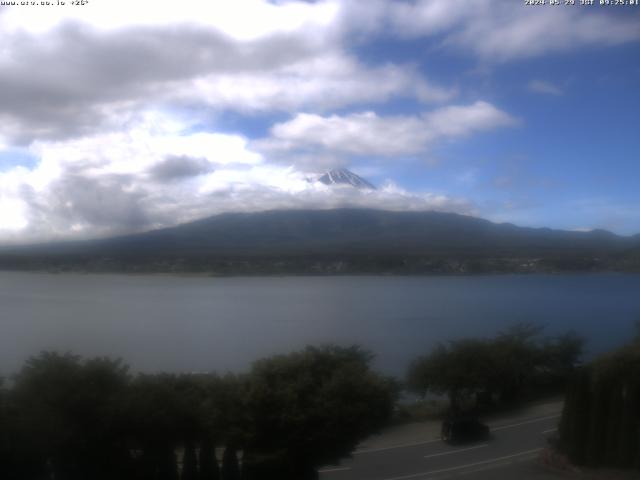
319,408,564,480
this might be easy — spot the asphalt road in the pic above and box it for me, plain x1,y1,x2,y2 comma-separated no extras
319,412,563,480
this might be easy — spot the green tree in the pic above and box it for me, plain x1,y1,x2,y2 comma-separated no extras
200,374,246,454
11,352,132,480
559,337,640,470
124,374,199,480
537,331,585,391
221,445,240,480
558,366,591,465
408,324,584,412
407,339,498,413
243,345,396,479
183,441,198,480
492,323,544,402
198,437,220,480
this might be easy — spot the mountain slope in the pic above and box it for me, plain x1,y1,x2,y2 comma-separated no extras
118,209,631,255
2,209,639,275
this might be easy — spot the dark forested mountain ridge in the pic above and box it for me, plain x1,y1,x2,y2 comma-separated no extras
1,209,639,274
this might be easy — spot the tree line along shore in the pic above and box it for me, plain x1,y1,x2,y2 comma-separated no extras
1,323,638,479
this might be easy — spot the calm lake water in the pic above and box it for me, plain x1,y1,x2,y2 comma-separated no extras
1,272,639,378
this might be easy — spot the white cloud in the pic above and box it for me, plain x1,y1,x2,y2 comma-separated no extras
385,0,640,61
0,0,341,39
0,112,473,243
188,52,454,113
0,194,29,232
388,0,470,36
0,0,635,148
0,0,453,146
528,80,563,96
259,101,518,158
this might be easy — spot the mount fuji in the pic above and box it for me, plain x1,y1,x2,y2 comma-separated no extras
318,168,376,190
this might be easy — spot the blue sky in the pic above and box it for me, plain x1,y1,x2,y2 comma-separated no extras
0,0,639,242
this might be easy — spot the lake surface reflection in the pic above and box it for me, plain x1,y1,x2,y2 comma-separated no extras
1,272,638,377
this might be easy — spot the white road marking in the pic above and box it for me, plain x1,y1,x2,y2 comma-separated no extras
542,428,557,434
354,438,441,455
491,414,561,431
318,467,352,473
381,448,543,480
423,444,488,459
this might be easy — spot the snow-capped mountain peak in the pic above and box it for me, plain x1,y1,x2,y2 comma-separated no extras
318,168,376,190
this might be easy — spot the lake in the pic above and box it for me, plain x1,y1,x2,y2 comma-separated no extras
1,272,638,378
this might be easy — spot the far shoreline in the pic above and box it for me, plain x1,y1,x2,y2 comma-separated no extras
1,267,638,279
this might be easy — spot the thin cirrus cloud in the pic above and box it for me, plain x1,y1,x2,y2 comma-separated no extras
384,0,640,61
528,80,563,96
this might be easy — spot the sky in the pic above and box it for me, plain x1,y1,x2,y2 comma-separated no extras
0,0,639,243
